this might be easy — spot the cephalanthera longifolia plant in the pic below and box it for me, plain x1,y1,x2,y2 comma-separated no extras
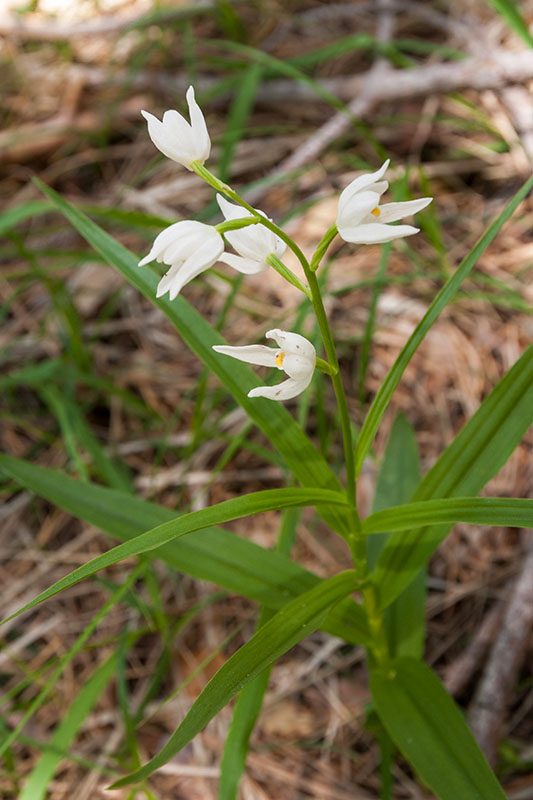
2,85,533,799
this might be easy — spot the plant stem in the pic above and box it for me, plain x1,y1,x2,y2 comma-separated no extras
192,161,358,513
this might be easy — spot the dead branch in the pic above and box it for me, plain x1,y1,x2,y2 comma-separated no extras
277,49,533,175
0,2,215,40
468,540,533,766
443,604,504,698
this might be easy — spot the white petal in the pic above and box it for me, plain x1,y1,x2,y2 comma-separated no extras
372,181,389,197
336,190,381,229
338,222,420,244
216,194,253,222
141,110,193,169
186,86,211,163
139,221,221,267
213,344,278,368
248,375,311,401
266,329,316,362
377,197,432,223
218,252,267,274
337,160,390,210
167,237,224,299
156,263,181,298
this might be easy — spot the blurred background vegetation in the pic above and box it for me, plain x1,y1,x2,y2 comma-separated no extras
1,0,533,797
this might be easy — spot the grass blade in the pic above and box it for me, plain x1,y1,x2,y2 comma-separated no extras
19,655,117,800
355,175,533,476
110,571,359,788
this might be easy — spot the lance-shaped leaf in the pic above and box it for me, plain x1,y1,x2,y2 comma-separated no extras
35,180,353,538
373,345,533,609
110,570,359,788
0,455,370,644
363,497,533,534
370,658,507,800
368,413,424,660
0,482,350,624
354,175,533,476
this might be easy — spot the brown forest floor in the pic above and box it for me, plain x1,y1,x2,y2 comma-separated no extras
1,0,533,798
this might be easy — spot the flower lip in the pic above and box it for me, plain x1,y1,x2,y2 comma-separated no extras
213,329,316,402
141,86,210,170
336,160,432,245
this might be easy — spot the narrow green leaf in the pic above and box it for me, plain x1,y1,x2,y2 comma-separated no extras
355,175,533,476
370,658,507,799
19,655,117,800
364,496,533,534
0,455,370,645
219,607,272,800
368,413,424,660
219,506,301,799
374,345,533,609
218,63,261,181
35,179,352,537
1,486,349,624
0,563,145,759
110,571,359,788
484,0,533,47
0,200,51,236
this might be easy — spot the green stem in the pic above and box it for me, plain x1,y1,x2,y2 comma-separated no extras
193,161,359,514
363,585,390,667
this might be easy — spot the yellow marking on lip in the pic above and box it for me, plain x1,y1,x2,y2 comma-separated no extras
371,206,381,217
275,351,285,367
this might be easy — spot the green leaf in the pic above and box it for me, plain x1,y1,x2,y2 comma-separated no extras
364,496,533,534
484,0,533,47
110,571,359,788
374,344,533,609
355,175,533,476
35,179,352,538
219,506,301,799
370,658,507,800
219,606,272,800
369,413,424,659
0,200,52,236
1,484,350,624
19,655,117,800
0,455,370,645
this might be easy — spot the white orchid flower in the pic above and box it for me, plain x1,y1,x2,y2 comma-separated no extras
138,220,224,300
213,329,316,401
336,159,432,244
141,86,210,170
216,194,286,274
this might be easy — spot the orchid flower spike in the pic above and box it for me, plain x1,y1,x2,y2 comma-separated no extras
336,159,432,244
138,220,224,300
216,194,286,274
141,86,210,170
213,329,316,401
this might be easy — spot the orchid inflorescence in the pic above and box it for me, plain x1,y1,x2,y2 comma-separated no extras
139,86,432,401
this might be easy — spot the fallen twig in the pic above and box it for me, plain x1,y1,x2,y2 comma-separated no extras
468,539,533,766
